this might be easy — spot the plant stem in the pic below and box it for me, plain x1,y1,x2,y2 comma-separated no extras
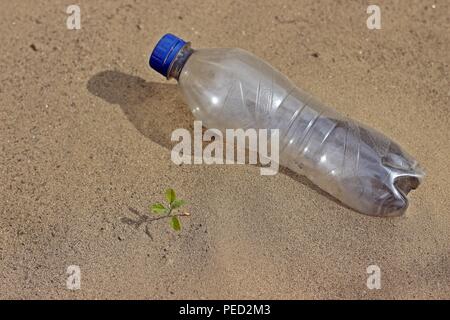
147,209,186,223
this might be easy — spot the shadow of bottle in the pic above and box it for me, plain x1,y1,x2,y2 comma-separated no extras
87,70,353,212
87,70,195,150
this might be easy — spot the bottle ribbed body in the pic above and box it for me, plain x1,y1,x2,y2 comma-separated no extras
176,48,423,216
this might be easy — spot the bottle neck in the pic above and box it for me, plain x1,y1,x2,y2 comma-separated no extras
168,43,194,80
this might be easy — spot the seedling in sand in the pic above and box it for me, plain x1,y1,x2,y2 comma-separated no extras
150,189,190,231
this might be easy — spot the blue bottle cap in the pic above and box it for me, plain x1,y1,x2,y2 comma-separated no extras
149,34,187,77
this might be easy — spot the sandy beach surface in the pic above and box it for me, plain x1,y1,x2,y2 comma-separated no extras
0,0,449,299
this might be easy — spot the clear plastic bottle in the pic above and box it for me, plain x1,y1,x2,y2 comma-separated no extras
149,34,424,217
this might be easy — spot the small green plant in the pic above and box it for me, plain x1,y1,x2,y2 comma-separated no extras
150,189,190,231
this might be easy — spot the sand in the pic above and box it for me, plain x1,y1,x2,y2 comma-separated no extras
0,0,449,299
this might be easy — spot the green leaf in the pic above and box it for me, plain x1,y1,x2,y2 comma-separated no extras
150,203,166,214
170,216,181,231
171,199,185,209
165,189,176,204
